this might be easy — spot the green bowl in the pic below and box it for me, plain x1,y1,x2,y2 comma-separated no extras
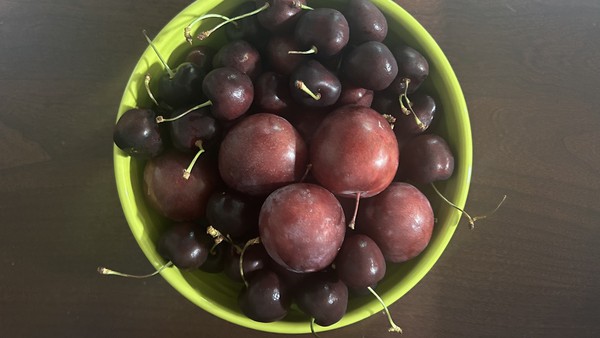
113,0,471,334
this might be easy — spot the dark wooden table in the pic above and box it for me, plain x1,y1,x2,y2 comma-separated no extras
1,0,599,337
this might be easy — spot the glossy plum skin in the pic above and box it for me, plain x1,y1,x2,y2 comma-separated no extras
334,233,386,291
310,105,399,198
396,133,454,184
218,113,308,196
143,150,220,222
259,183,346,272
356,182,434,263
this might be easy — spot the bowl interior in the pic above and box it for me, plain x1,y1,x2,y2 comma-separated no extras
113,0,472,334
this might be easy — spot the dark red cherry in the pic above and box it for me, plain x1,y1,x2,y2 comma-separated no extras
293,8,349,57
389,44,429,95
238,269,291,322
202,67,254,121
157,62,207,108
345,0,388,43
205,189,262,240
334,233,386,291
212,40,263,80
265,34,309,76
143,150,220,222
157,222,212,270
224,242,271,283
340,41,398,91
185,45,216,73
295,270,348,326
113,108,164,159
255,0,307,32
396,133,454,184
167,106,222,152
254,71,294,116
290,60,341,107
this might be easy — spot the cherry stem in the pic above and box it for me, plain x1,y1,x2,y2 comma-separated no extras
398,78,426,131
182,140,205,180
348,193,361,230
295,80,321,100
240,237,261,288
430,183,507,230
310,318,323,338
367,286,403,333
142,30,175,78
144,73,160,106
156,100,213,123
288,45,318,55
184,13,235,44
206,225,243,253
383,114,397,130
300,164,313,183
198,2,270,40
97,261,174,279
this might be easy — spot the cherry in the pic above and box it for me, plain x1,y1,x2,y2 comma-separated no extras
185,45,216,73
255,0,310,32
212,39,263,80
258,183,346,273
356,182,434,263
289,59,341,107
218,113,307,196
224,241,270,283
389,44,429,96
157,222,212,270
113,108,164,159
167,106,221,153
396,133,454,184
265,34,309,75
334,233,386,291
205,189,262,240
310,105,399,227
143,30,206,108
291,8,349,57
295,270,348,327
253,71,294,116
345,0,388,44
202,67,254,121
143,150,220,222
340,41,398,91
335,82,374,108
238,269,291,322
199,241,228,273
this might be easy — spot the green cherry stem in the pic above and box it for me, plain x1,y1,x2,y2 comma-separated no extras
197,2,270,40
97,261,174,279
184,13,235,44
155,100,213,123
367,286,403,333
142,29,175,78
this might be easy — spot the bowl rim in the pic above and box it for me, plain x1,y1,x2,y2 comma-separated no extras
113,0,472,334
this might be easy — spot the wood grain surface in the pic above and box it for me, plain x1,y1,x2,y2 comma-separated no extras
0,0,599,337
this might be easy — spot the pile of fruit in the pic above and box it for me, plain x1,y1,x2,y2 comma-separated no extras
110,0,459,332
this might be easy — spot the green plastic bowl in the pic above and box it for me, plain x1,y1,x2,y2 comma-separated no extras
113,0,471,334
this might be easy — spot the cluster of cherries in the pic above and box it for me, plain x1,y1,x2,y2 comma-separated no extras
107,0,464,333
